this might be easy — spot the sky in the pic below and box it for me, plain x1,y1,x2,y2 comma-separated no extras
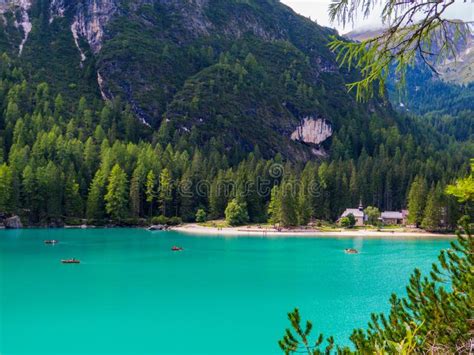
281,0,474,33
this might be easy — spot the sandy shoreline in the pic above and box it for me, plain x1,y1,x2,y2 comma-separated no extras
171,224,456,239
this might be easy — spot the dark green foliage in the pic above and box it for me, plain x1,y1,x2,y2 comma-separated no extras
0,3,471,226
407,176,428,227
151,215,182,226
195,209,207,223
364,206,380,226
340,213,356,228
279,308,334,355
151,215,168,226
225,198,249,226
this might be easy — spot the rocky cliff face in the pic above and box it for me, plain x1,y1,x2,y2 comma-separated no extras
0,0,389,160
0,0,31,54
291,117,332,146
50,0,120,55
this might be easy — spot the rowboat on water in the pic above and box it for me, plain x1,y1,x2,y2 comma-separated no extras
61,258,80,264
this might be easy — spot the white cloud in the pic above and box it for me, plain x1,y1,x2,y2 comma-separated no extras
281,0,474,33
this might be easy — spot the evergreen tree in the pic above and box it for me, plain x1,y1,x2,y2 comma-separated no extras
64,177,83,218
0,164,13,213
280,178,298,227
21,165,38,221
297,182,312,226
268,185,282,225
105,164,128,221
421,184,444,231
158,168,172,217
178,168,195,222
407,176,428,227
36,162,62,220
209,172,228,219
87,169,106,221
129,167,143,218
145,170,156,217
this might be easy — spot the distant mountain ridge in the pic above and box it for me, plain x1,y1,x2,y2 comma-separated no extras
345,23,474,84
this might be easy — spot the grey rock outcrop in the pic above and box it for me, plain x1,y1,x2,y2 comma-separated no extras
291,117,333,145
5,215,23,229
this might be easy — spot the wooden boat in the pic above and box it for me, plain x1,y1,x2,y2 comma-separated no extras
61,258,80,264
171,246,184,252
344,248,359,254
44,240,58,244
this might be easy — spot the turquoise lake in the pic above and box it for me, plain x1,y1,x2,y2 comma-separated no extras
0,229,451,355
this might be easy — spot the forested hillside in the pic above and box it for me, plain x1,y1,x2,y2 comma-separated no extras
0,56,471,226
0,0,472,226
346,23,473,143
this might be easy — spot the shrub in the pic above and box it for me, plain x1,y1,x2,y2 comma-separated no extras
151,215,169,225
340,213,356,228
340,217,351,228
151,215,182,226
168,216,182,226
364,206,380,225
195,209,207,223
225,198,249,226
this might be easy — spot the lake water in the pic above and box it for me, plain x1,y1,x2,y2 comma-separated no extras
0,228,451,355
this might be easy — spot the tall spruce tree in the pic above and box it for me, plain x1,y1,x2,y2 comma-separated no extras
280,177,298,227
0,163,13,213
87,169,106,221
64,177,83,219
104,164,128,221
268,185,282,226
421,184,444,231
158,168,172,217
145,170,156,217
407,176,428,227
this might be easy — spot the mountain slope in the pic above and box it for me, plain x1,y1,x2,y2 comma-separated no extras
0,0,393,160
345,23,474,126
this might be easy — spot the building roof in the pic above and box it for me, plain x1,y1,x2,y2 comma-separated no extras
381,211,403,219
341,208,364,218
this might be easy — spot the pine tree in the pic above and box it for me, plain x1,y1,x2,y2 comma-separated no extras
177,168,195,222
87,169,106,221
280,177,298,227
36,162,62,220
209,172,228,219
64,177,83,218
407,176,428,227
268,185,282,225
158,168,172,217
105,164,128,221
0,164,13,213
21,165,38,221
297,177,312,226
145,170,156,217
421,184,443,231
129,167,143,218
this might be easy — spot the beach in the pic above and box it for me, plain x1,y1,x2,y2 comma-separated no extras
172,223,456,238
